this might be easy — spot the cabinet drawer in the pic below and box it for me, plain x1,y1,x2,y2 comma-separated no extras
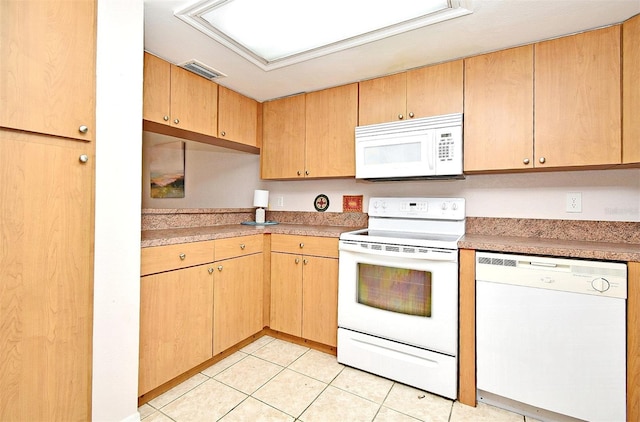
215,235,263,261
141,240,215,276
271,234,338,258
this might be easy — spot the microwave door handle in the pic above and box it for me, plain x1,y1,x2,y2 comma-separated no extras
428,134,435,171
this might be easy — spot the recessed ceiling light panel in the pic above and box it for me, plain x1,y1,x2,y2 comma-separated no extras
176,0,473,71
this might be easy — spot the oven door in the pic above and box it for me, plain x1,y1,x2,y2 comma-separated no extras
337,243,458,356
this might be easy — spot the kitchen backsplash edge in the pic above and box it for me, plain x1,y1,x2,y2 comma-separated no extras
141,208,368,230
141,209,639,244
466,217,640,244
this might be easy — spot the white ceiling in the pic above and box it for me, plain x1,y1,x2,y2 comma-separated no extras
144,0,640,103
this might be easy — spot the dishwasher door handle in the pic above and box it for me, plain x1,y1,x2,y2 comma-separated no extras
529,261,558,268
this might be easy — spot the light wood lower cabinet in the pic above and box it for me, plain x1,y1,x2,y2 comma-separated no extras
213,252,264,355
139,236,265,396
139,263,214,396
0,130,95,421
270,235,339,347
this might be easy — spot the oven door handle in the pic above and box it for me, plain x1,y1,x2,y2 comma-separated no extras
339,241,457,261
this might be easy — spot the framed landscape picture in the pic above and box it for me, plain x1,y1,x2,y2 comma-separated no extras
150,140,185,198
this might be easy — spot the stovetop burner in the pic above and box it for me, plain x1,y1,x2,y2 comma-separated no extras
339,197,466,250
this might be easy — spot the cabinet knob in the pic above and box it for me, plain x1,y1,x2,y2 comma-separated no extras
539,157,546,164
398,114,404,120
208,267,214,274
221,131,226,137
173,118,179,124
79,125,89,134
179,253,186,260
79,154,89,163
297,170,302,176
305,170,309,176
303,259,308,265
295,258,300,264
523,158,530,165
217,265,223,271
163,115,169,121
408,112,415,118
299,243,304,249
240,243,246,250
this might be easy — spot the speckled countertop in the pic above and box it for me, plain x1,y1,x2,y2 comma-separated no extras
141,208,367,248
460,217,640,262
141,210,640,262
141,223,358,247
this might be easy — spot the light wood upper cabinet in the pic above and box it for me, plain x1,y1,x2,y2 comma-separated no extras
358,60,463,126
139,263,214,396
262,84,358,179
218,86,258,147
623,14,640,164
0,0,96,141
143,53,171,126
261,94,306,179
464,46,534,171
406,60,464,119
305,83,358,178
171,65,218,135
358,73,407,126
535,25,621,168
143,52,218,136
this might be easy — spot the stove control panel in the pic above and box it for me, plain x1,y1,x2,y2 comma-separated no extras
369,197,465,220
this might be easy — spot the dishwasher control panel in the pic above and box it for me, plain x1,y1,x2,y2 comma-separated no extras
475,252,627,299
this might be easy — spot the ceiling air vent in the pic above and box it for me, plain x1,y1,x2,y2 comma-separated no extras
179,60,226,80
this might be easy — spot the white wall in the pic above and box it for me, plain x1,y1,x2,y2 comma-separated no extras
264,168,640,222
142,136,640,222
142,132,263,208
94,1,143,421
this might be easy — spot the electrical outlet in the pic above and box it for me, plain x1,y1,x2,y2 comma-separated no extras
566,192,582,213
275,196,284,208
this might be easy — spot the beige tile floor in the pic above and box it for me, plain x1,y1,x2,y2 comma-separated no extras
139,336,539,422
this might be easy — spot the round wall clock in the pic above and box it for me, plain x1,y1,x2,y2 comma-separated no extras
314,194,330,212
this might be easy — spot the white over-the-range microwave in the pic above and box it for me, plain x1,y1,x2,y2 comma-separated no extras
355,113,463,181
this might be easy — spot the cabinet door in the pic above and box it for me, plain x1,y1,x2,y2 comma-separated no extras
535,26,621,168
139,264,214,395
305,83,358,178
1,0,96,141
261,94,306,179
218,86,258,147
302,256,339,347
143,52,171,126
358,73,407,125
270,253,303,336
464,46,534,171
406,60,463,118
213,253,263,355
623,14,640,164
170,65,218,135
0,130,94,421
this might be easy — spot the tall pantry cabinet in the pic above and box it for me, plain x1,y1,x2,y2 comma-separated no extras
0,0,96,420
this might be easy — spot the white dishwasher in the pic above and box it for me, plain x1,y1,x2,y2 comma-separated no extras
476,252,627,422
